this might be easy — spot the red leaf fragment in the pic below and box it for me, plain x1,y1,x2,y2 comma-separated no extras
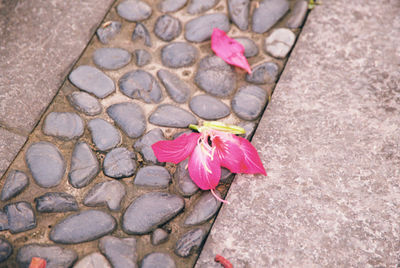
29,257,47,268
215,254,233,268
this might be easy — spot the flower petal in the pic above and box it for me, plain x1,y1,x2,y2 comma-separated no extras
151,132,200,164
213,134,244,174
237,136,267,175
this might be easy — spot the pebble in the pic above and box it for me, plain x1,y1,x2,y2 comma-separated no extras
232,85,267,120
184,191,221,226
84,180,126,211
265,28,296,58
161,42,198,68
35,192,79,213
189,94,230,120
157,69,191,103
228,0,250,30
69,141,100,188
151,228,169,245
88,118,121,151
134,166,171,188
133,128,165,164
119,70,163,103
50,210,116,244
246,61,279,84
187,0,219,14
158,0,187,12
220,167,234,182
17,244,77,268
26,141,65,188
103,148,136,179
174,159,199,197
68,91,102,116
1,170,29,201
0,238,12,263
195,56,236,97
185,13,230,42
97,21,122,44
141,252,176,268
0,211,8,231
134,49,151,66
132,23,152,47
69,65,115,98
122,192,184,234
43,112,84,140
149,104,197,128
252,0,289,33
99,236,137,268
174,228,205,257
117,0,152,21
287,0,308,29
234,37,259,58
74,252,111,268
93,47,132,70
239,121,257,140
5,202,36,233
154,14,181,41
107,102,146,138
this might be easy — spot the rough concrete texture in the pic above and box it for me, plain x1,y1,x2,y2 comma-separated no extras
196,0,400,267
0,128,26,178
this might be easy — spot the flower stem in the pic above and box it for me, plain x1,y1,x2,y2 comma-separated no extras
211,189,229,204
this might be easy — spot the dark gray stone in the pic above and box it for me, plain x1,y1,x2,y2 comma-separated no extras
265,28,296,58
122,192,184,234
117,0,152,21
97,21,122,44
132,23,152,47
68,91,102,116
185,13,230,42
43,112,84,140
133,128,165,164
151,228,169,245
69,65,115,98
161,42,198,68
158,0,187,12
5,202,36,234
0,238,12,263
134,166,171,188
195,56,236,97
93,47,132,70
220,167,234,183
187,0,219,14
119,70,162,103
184,191,221,226
17,244,77,268
157,69,191,103
0,211,8,231
245,61,279,84
252,0,289,33
134,49,151,67
69,141,100,188
174,228,206,257
99,236,137,268
149,104,197,128
103,148,136,179
189,94,230,120
84,180,126,211
88,118,121,151
26,142,65,188
74,252,111,268
107,102,146,138
141,252,176,268
35,192,79,213
50,210,116,244
228,0,250,30
1,170,29,201
287,0,308,29
239,121,257,140
174,159,199,197
232,85,267,120
234,37,259,58
154,15,181,41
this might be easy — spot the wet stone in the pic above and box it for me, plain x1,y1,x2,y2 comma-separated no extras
154,14,181,41
246,61,279,84
26,142,65,188
0,211,8,231
43,112,84,140
134,166,171,188
69,65,115,98
97,21,122,44
17,244,77,268
174,228,206,257
84,180,126,211
228,0,250,30
99,236,137,268
234,37,259,58
149,104,197,128
69,141,99,188
141,252,176,268
88,118,121,151
103,148,136,179
35,192,78,213
287,0,308,28
122,192,184,234
0,238,12,263
252,0,289,33
119,70,162,103
195,56,236,97
117,0,152,21
68,91,102,116
107,102,146,138
190,94,230,120
158,0,187,12
185,13,230,42
133,128,165,164
5,202,36,234
184,191,221,226
50,210,116,244
74,252,111,268
1,170,29,201
187,0,219,15
158,70,191,103
93,48,132,70
232,85,267,120
161,42,198,68
132,22,152,47
265,28,296,58
134,49,151,66
174,159,199,197
151,228,169,245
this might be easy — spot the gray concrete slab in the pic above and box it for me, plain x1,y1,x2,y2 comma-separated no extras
196,0,400,267
0,127,26,177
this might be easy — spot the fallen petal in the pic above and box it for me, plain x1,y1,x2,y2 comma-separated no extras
213,134,244,174
237,136,266,175
29,257,47,268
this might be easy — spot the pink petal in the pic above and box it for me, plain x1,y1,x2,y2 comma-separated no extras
211,28,252,74
152,132,200,164
213,135,244,174
237,136,267,175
